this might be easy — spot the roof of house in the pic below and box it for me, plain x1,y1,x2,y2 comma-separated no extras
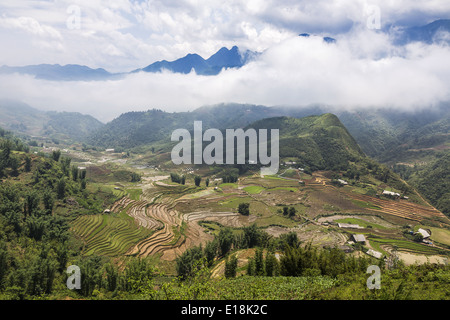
367,249,383,259
352,234,366,242
383,190,400,196
418,228,431,238
338,223,363,229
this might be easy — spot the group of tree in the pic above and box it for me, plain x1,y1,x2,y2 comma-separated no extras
282,206,296,218
170,173,185,185
0,130,120,299
176,224,301,280
221,173,239,183
238,203,250,216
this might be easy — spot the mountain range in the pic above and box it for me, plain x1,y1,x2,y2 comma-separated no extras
134,45,259,75
1,19,448,81
0,45,259,81
0,97,448,214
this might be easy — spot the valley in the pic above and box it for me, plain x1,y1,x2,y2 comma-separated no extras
1,107,449,300
60,141,449,276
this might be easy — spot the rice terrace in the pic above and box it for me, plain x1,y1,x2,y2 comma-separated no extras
69,147,450,276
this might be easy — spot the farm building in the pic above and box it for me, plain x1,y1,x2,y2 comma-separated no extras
103,209,111,214
382,190,400,198
417,228,431,239
367,249,383,259
337,179,348,185
338,223,363,229
350,234,366,244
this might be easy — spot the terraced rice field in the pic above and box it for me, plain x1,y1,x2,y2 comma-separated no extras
302,174,445,222
70,212,154,257
347,192,445,222
369,237,444,255
100,190,211,261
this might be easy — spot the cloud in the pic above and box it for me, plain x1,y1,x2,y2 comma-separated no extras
2,0,450,72
1,28,449,122
0,15,62,39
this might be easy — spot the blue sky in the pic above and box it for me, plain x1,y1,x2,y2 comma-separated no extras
0,1,449,121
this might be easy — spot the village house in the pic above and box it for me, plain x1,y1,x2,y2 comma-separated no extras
338,223,363,229
382,190,401,198
417,228,431,239
350,234,366,244
367,249,383,259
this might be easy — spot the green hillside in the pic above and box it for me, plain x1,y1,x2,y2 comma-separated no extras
247,114,364,172
0,100,104,142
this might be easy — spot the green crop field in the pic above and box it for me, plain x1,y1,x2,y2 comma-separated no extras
244,186,266,194
369,237,443,255
70,211,154,257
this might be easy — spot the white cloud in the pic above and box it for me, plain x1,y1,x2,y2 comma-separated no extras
0,29,449,122
0,0,450,121
0,16,62,39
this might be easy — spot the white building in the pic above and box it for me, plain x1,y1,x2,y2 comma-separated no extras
382,190,400,197
417,228,431,239
367,249,383,259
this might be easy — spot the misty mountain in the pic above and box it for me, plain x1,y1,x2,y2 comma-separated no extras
1,19,448,81
299,33,337,43
0,99,104,141
135,46,258,75
393,19,450,45
0,46,258,80
0,64,118,81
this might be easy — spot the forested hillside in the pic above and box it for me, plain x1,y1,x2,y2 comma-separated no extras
0,127,116,298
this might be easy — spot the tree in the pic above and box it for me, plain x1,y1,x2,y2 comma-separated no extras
51,150,61,162
238,202,250,216
24,190,40,216
104,263,119,292
247,257,255,276
414,232,424,242
60,157,71,177
243,223,260,248
24,156,32,172
57,178,66,199
176,245,205,280
279,232,299,249
130,172,141,182
218,228,234,256
9,156,19,177
42,189,55,215
204,240,218,267
265,251,279,276
224,254,238,278
205,178,210,187
71,166,79,181
76,256,103,296
0,241,9,289
79,169,87,180
254,247,265,276
194,176,201,187
288,207,297,218
80,178,87,190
